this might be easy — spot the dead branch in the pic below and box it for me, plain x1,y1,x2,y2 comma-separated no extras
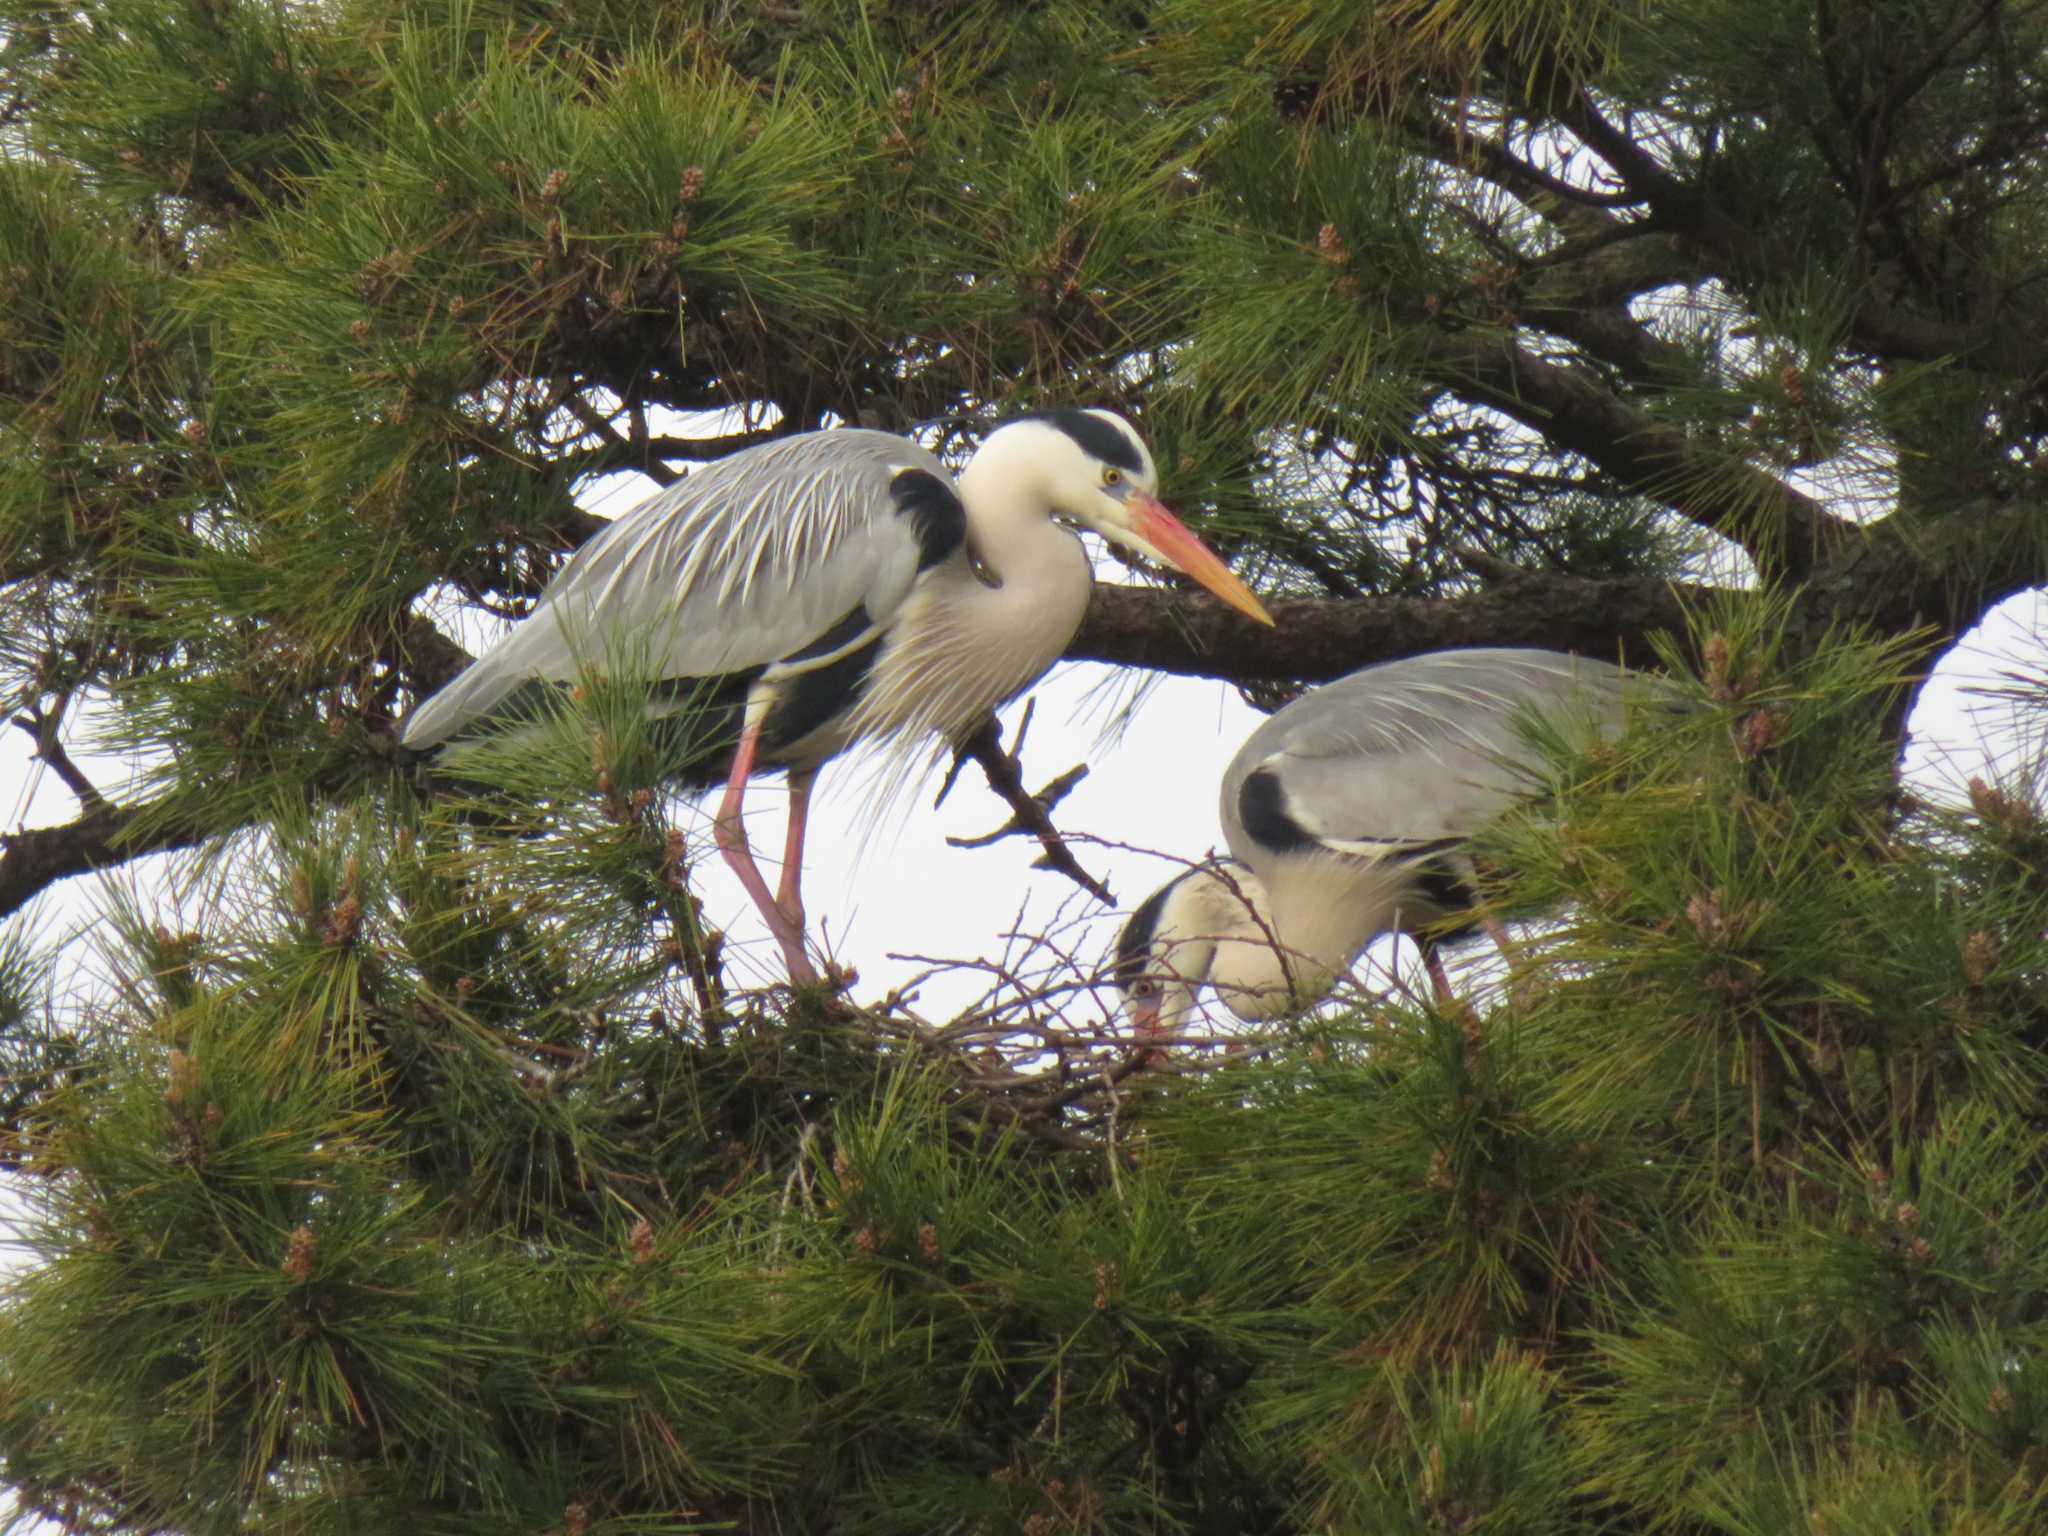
942,709,1113,906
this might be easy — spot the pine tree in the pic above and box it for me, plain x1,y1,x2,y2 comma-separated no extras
2,2,2046,1531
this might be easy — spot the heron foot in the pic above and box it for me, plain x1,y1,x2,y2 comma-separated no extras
777,941,820,989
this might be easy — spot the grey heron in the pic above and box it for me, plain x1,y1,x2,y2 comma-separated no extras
401,409,1274,985
1114,647,1648,1040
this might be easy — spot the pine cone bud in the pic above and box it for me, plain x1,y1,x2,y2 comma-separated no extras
630,1218,655,1266
1967,777,2036,831
1735,708,1784,759
164,1049,200,1107
1704,632,1733,701
282,1224,316,1284
1092,1261,1116,1309
1687,888,1727,943
322,896,362,948
1963,930,1998,987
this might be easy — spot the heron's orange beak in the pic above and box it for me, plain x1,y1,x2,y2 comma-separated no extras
1127,492,1276,627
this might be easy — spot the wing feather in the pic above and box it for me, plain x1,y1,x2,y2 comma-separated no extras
403,431,954,749
1221,649,1637,862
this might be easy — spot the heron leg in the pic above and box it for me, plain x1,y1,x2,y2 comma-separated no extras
1481,912,1539,1007
713,724,818,986
1421,940,1460,1009
775,768,814,935
1481,912,1516,963
1422,937,1486,1048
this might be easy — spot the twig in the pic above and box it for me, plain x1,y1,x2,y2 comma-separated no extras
943,712,1113,906
948,764,1089,849
11,694,107,814
934,697,1038,811
1099,1067,1126,1206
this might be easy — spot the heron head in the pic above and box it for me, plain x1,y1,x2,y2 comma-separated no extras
996,409,1275,627
1114,860,1282,1045
1113,858,1319,1048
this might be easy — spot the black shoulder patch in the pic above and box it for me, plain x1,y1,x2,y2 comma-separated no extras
890,468,967,571
759,633,884,761
1113,872,1185,989
782,604,875,664
1017,408,1145,473
1236,768,1317,855
1408,857,1478,916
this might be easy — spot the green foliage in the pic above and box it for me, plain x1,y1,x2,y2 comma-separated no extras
5,0,2048,1530
5,615,2048,1529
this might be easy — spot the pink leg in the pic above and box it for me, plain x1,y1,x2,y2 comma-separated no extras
712,725,818,986
1423,939,1485,1045
1422,943,1459,1008
775,769,814,935
1482,912,1537,1007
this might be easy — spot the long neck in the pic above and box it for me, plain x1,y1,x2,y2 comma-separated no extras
847,456,1091,752
1210,857,1412,1018
954,454,1089,591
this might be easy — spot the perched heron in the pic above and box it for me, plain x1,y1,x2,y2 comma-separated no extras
402,409,1274,984
1114,647,1648,1039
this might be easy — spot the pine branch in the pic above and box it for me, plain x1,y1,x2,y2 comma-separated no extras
9,694,106,814
1556,80,2047,384
1522,298,1701,392
1403,107,1645,216
1073,569,1703,682
1417,327,1850,578
0,799,208,920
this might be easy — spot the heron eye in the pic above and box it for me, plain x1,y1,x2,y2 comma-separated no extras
1131,978,1156,997
1102,466,1124,487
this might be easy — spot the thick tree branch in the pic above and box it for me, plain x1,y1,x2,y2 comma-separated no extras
1810,497,2048,647
1556,83,2047,383
1523,299,1699,392
1070,570,1704,682
395,612,478,697
10,718,106,814
1559,89,1683,204
1403,109,1643,218
1418,327,1850,579
0,800,209,921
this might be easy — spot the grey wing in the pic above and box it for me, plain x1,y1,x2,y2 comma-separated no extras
1222,648,1636,862
402,431,959,748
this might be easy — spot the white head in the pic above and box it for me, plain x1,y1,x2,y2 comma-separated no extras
1112,860,1310,1041
962,409,1274,627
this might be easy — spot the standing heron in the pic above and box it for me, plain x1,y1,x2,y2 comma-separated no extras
1115,648,1651,1040
402,409,1274,985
